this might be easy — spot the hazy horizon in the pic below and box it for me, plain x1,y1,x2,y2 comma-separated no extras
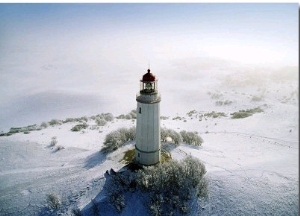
0,3,298,131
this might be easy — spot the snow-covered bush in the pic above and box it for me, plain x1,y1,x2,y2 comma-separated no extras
40,121,48,128
129,110,137,119
102,113,114,121
161,128,182,145
203,111,227,118
55,146,65,152
215,100,233,106
231,107,263,119
46,193,61,210
101,127,136,153
49,119,62,126
180,130,203,146
80,116,88,122
71,208,82,216
104,170,134,212
102,126,202,153
117,110,137,119
95,117,107,126
210,93,223,99
149,198,163,216
63,118,76,123
138,156,207,214
50,137,57,147
172,116,183,120
187,110,197,117
110,192,125,212
102,131,123,153
104,156,207,214
125,114,132,119
160,116,169,120
119,127,136,141
231,111,252,119
116,114,125,119
71,123,88,132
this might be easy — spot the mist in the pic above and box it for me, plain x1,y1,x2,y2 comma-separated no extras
0,3,298,131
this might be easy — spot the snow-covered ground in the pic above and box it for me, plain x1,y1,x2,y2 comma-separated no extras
0,69,298,215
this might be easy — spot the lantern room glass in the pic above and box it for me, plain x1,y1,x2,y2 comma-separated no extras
140,80,158,93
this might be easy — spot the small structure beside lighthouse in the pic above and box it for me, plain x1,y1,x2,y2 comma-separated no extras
135,68,161,166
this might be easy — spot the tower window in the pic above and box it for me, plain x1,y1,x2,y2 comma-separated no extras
139,107,141,114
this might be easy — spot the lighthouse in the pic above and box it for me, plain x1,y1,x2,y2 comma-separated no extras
135,68,161,166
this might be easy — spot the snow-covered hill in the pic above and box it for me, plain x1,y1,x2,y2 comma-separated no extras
0,68,298,215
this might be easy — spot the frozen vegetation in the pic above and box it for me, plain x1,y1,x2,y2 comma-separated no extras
0,66,298,215
101,156,207,215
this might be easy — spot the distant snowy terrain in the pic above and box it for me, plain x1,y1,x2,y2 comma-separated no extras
0,67,298,215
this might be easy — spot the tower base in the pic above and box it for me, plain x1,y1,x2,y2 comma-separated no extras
135,145,161,166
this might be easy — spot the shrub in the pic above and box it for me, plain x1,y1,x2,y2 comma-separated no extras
55,146,65,152
231,112,252,119
104,156,207,214
203,111,227,118
40,122,48,128
117,110,136,119
251,95,264,102
122,127,136,141
95,117,107,126
231,107,263,119
187,110,197,117
103,131,124,152
116,114,126,119
50,137,57,147
172,116,182,120
102,127,136,153
71,208,83,216
9,127,22,134
160,116,169,120
215,100,233,106
249,107,264,113
71,123,88,132
125,114,132,119
46,193,61,210
102,126,203,153
224,100,233,105
210,93,223,99
103,113,114,122
110,192,125,212
49,119,62,126
180,130,203,146
104,170,134,212
161,128,182,145
80,116,88,122
215,101,223,106
6,124,38,135
63,118,76,123
129,110,137,119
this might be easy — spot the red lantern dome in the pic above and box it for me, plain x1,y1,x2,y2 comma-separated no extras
142,69,156,82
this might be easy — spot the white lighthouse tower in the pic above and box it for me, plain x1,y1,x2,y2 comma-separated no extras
135,68,161,166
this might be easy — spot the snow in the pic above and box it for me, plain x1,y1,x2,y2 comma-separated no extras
0,68,298,215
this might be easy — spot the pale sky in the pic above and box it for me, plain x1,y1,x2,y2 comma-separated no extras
1,3,298,65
